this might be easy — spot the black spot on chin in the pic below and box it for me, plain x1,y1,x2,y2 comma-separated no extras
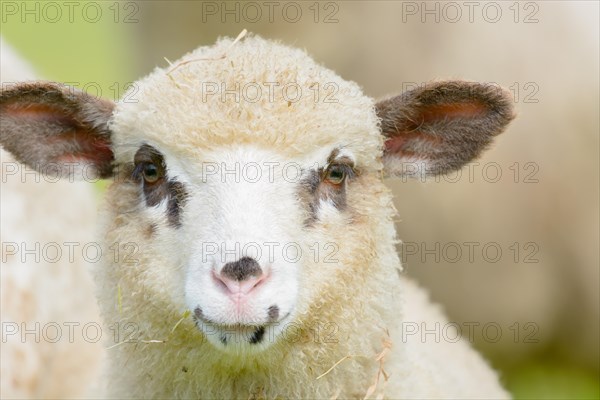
267,305,280,322
193,307,203,321
249,326,266,344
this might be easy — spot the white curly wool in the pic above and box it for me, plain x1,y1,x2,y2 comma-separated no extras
88,36,509,398
0,38,103,399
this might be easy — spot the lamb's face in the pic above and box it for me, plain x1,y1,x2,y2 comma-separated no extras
114,139,378,351
107,36,384,351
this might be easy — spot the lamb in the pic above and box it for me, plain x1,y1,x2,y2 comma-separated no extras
0,38,103,398
0,34,515,398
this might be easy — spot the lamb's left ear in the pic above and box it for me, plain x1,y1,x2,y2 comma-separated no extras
0,81,116,179
376,81,515,177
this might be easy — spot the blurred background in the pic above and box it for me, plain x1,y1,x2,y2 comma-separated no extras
1,1,598,398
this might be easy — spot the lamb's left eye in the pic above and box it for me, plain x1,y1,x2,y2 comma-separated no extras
324,165,347,185
142,163,161,183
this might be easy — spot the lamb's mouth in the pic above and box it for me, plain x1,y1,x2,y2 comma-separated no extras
192,312,291,347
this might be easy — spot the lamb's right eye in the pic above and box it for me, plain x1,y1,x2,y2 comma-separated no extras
133,145,167,185
142,163,161,183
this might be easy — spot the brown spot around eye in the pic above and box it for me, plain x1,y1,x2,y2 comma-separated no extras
167,181,188,228
142,177,169,207
300,150,355,227
133,145,188,228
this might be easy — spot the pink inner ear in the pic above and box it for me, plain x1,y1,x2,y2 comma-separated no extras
55,132,113,166
384,131,442,155
419,102,487,123
5,103,75,125
384,101,486,155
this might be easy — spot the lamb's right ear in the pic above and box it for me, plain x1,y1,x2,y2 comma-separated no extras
0,82,115,179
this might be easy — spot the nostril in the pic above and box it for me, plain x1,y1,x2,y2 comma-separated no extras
215,257,265,295
221,257,262,281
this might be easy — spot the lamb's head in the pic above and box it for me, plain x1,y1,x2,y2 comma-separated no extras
0,36,514,354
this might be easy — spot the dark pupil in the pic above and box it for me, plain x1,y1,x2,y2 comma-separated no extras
330,167,344,180
144,164,158,179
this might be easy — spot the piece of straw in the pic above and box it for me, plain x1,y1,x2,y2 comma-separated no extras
167,29,248,76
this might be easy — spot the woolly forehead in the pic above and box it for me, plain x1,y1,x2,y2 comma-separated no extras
110,37,383,169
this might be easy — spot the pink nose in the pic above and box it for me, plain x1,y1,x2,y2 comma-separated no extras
216,274,265,295
215,257,265,295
